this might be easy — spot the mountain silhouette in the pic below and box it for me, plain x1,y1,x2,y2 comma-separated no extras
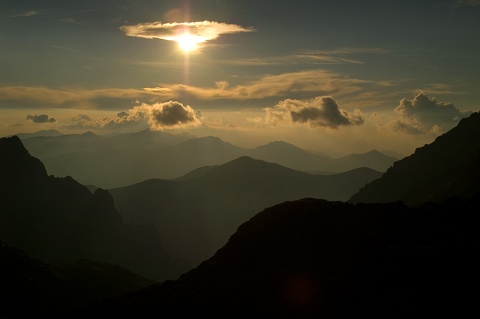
110,156,381,265
74,196,476,318
349,112,480,205
19,131,396,188
0,136,188,281
15,128,63,139
251,141,396,173
0,240,153,318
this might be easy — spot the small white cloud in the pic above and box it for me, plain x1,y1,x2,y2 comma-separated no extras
265,96,363,128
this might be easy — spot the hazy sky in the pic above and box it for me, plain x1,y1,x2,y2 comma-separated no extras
1,0,479,156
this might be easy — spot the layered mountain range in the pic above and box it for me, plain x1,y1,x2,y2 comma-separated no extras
73,112,480,318
110,157,381,265
20,130,397,188
2,111,479,318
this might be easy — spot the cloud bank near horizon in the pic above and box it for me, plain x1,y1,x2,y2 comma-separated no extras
64,101,200,131
0,70,367,110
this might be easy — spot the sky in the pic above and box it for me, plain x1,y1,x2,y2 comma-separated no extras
1,0,479,156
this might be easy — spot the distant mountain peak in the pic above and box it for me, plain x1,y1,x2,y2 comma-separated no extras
256,140,303,151
14,129,63,140
197,135,223,142
82,131,98,137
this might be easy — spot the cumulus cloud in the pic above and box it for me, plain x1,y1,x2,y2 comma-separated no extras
64,101,200,131
120,20,254,45
26,114,56,123
130,101,200,130
265,96,363,128
390,93,472,135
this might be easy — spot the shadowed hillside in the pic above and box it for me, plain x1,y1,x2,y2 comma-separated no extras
0,136,188,281
110,156,381,265
0,240,154,319
349,112,480,205
73,196,476,318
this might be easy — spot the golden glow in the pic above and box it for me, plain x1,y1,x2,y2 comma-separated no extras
176,33,203,53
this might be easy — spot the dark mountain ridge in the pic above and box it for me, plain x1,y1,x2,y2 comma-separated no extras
110,156,382,265
74,196,477,318
0,136,187,281
350,112,480,205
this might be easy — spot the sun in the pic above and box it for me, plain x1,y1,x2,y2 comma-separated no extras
176,32,202,53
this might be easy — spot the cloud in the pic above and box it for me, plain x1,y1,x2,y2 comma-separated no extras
64,101,200,131
413,83,468,95
0,70,366,110
12,11,39,18
220,48,387,66
64,112,145,131
147,70,367,102
130,101,201,130
26,114,56,123
0,86,174,109
390,93,472,135
265,96,363,128
120,20,254,46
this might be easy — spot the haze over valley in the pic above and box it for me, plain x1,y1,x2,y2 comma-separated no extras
20,130,394,188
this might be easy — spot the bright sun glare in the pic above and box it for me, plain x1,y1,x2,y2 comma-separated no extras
176,33,202,53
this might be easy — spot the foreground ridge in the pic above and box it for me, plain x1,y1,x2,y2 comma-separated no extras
74,196,477,318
